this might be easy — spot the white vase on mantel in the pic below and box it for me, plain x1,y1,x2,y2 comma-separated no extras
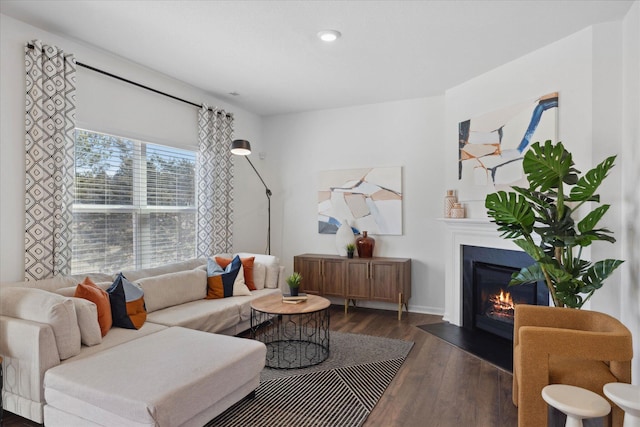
336,219,355,256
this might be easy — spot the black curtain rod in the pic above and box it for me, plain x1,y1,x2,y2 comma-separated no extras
27,43,230,117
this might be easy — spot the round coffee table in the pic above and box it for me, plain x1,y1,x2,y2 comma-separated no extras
250,293,330,369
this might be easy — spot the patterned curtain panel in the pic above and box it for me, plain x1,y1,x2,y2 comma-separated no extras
24,40,77,280
197,106,234,256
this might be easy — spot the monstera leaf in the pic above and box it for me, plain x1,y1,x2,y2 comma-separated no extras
568,155,616,202
523,140,579,191
485,140,623,308
509,263,545,286
485,192,534,239
533,205,576,247
580,259,624,292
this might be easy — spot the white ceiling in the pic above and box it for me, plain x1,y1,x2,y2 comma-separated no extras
1,0,634,116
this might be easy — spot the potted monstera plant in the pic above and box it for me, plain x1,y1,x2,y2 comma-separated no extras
484,140,624,308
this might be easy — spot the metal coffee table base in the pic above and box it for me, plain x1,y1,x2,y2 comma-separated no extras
252,308,330,369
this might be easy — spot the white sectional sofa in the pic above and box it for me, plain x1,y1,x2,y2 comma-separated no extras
0,253,285,426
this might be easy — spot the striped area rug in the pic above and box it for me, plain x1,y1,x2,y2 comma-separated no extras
206,333,412,427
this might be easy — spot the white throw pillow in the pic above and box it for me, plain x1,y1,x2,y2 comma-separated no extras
252,263,266,290
0,287,81,360
235,253,280,289
69,297,102,346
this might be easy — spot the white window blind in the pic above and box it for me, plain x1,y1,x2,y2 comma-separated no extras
72,129,196,274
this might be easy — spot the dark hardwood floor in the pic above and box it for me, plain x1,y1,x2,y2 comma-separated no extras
2,305,518,427
331,306,518,427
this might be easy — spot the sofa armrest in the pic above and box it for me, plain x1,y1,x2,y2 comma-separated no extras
0,315,61,421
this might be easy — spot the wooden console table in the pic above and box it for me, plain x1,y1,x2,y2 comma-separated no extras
293,254,411,320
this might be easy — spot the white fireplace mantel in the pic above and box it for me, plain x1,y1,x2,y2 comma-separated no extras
440,217,523,326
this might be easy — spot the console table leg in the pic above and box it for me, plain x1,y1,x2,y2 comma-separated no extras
398,293,403,320
344,299,348,314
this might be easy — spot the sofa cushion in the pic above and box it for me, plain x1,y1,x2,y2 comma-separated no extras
145,299,243,333
66,322,167,362
137,269,207,313
206,256,241,299
119,258,207,282
0,287,81,360
68,272,115,285
44,327,266,427
107,274,147,330
216,256,256,290
0,276,77,293
68,297,102,346
236,253,280,288
73,277,112,336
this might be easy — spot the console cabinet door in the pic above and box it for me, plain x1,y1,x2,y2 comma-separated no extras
322,258,346,297
345,259,370,299
295,257,322,295
369,261,399,302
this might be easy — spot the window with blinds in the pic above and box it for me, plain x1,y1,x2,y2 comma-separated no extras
72,129,196,274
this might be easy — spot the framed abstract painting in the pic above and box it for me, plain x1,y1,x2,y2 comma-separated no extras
318,167,402,235
458,92,559,200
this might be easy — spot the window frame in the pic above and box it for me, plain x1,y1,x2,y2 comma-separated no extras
71,128,197,274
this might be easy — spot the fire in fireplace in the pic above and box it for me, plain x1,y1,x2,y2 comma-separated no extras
487,289,514,322
463,245,549,341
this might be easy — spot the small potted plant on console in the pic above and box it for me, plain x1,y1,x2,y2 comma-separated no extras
346,243,356,258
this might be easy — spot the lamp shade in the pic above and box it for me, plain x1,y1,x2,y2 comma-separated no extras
231,139,252,156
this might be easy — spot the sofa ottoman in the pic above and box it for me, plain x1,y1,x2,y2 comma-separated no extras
43,326,266,427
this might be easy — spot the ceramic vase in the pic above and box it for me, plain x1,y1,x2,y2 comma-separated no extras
451,202,465,218
356,231,375,258
336,219,355,256
444,189,457,218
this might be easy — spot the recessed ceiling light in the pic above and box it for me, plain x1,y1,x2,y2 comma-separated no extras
317,30,341,42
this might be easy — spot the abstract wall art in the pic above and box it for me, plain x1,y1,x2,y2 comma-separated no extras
318,167,402,235
458,92,559,200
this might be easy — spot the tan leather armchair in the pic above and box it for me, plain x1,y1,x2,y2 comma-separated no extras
513,304,633,427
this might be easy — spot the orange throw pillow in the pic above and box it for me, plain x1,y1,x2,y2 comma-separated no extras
75,277,112,337
216,256,256,291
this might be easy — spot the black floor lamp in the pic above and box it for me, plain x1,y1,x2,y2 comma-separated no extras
231,139,272,255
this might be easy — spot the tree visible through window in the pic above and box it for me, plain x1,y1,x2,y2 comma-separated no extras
72,129,196,274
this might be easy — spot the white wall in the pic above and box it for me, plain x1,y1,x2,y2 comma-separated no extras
445,27,594,216
590,21,624,316
0,14,263,282
445,12,639,383
621,0,640,385
264,97,447,314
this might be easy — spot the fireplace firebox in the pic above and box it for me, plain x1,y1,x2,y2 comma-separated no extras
463,245,549,341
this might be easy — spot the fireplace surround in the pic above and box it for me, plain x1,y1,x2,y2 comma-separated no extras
442,218,550,329
462,245,549,340
433,218,552,370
